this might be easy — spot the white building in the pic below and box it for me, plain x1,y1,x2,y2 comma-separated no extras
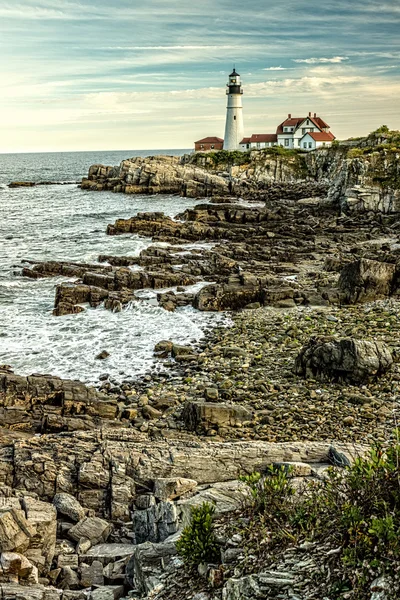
223,69,244,151
238,113,335,151
276,113,335,149
195,71,336,152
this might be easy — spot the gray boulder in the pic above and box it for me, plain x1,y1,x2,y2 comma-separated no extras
338,258,395,304
295,337,393,383
53,493,85,523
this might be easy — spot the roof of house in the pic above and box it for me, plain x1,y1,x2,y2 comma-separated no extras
194,137,224,144
277,115,330,134
249,133,278,143
239,137,251,144
276,118,304,134
305,131,335,142
309,116,330,130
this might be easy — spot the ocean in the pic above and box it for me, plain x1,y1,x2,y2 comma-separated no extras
0,150,227,384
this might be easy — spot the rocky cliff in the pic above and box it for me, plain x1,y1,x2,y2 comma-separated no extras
81,131,400,213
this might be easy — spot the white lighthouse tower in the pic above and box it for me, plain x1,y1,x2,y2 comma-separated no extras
223,68,244,151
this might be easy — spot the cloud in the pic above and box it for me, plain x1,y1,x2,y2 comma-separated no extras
262,66,288,71
293,56,349,64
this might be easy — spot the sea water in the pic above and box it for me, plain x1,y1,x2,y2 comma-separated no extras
0,150,228,383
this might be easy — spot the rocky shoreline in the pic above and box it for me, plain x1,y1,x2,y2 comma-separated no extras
2,133,400,600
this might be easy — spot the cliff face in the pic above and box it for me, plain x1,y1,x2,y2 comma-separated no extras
81,138,400,212
305,145,400,213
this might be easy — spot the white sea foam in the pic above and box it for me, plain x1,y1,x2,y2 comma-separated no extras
0,151,228,383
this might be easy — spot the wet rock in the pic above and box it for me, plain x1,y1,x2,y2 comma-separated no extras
295,337,393,383
153,340,173,359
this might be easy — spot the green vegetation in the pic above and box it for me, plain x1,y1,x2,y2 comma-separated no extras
239,437,400,598
259,146,305,157
190,149,251,167
176,502,220,566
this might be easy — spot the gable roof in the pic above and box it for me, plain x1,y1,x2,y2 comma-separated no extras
277,115,330,134
195,136,224,144
305,131,335,142
276,118,304,134
249,133,278,143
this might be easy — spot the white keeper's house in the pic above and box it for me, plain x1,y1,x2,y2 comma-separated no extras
194,70,336,152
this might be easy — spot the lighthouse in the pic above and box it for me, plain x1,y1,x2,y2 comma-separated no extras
223,68,244,151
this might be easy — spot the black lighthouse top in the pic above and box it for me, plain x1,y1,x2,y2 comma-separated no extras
227,68,243,95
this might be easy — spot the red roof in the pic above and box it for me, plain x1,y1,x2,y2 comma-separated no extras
240,137,251,144
249,134,278,143
309,116,330,129
195,136,223,144
306,131,335,142
276,115,330,134
276,118,303,134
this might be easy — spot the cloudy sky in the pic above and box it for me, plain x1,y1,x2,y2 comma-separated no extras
1,0,399,152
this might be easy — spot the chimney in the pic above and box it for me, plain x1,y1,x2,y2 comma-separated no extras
314,112,317,118
308,112,311,117
288,113,291,118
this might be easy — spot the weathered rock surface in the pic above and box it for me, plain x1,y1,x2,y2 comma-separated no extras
339,258,396,304
295,337,393,383
0,371,120,433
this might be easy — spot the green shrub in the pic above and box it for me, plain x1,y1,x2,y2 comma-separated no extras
347,148,364,159
176,502,220,566
239,438,400,598
240,466,295,518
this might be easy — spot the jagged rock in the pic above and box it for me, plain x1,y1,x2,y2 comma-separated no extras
80,560,104,587
53,493,85,523
0,372,119,433
58,566,79,589
0,552,38,584
0,583,62,600
338,258,396,304
89,585,124,600
125,537,179,596
295,337,393,383
133,501,178,544
68,517,112,547
0,505,35,553
153,478,197,501
182,402,253,432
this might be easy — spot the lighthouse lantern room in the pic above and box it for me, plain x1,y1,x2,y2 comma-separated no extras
223,68,244,151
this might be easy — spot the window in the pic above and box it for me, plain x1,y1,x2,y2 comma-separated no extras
246,144,250,149
285,139,289,146
308,142,312,148
257,142,260,148
200,145,204,149
303,142,307,148
211,145,214,149
306,120,310,125
302,128,306,135
234,115,236,120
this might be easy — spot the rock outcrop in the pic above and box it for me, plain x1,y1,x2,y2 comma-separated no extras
295,337,393,383
339,258,396,304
